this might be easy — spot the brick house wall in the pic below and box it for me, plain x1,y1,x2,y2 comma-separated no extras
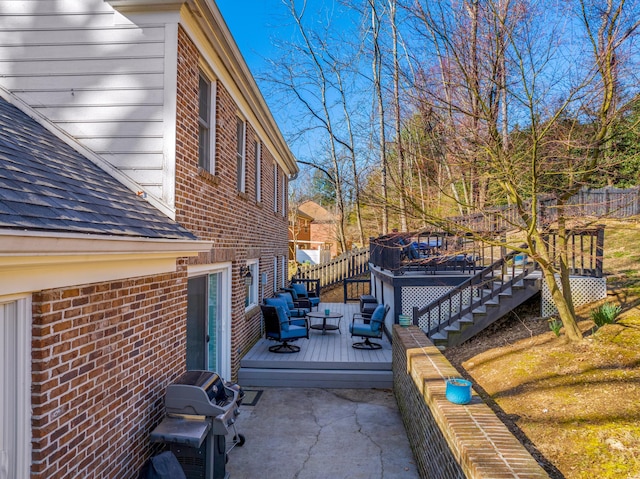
174,27,289,376
30,264,188,479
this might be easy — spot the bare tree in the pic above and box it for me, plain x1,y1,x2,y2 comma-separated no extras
402,0,640,341
368,0,390,233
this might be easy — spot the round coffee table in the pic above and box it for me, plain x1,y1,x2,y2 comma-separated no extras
307,311,343,334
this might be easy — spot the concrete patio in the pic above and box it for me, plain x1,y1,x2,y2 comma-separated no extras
225,387,420,479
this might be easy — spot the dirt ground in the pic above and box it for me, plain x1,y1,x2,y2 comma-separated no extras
443,296,640,479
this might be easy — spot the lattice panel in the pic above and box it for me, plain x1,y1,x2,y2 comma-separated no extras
542,276,607,317
401,286,454,330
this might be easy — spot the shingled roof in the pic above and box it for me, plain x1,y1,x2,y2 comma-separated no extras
0,96,196,240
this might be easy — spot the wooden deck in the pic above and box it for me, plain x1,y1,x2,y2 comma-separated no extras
238,302,393,388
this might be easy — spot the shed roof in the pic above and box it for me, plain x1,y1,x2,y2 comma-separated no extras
0,96,196,240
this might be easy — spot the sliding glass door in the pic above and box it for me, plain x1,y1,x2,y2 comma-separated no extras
186,270,230,377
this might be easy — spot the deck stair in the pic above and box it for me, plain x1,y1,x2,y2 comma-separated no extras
415,253,542,349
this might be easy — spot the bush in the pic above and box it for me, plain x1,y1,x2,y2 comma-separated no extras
590,302,622,328
548,318,563,337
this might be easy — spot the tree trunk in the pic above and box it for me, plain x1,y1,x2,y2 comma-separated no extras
370,0,389,232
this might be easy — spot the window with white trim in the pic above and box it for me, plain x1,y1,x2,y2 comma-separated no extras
236,117,246,193
273,257,278,294
281,255,287,289
198,73,216,172
273,163,278,213
255,140,261,203
281,173,286,217
244,260,259,310
0,296,31,479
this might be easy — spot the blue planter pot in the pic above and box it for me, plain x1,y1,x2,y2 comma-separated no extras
445,378,472,405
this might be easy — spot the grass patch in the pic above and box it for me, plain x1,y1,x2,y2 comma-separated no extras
452,218,640,479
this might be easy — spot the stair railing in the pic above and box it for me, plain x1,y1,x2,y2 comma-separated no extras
295,246,370,289
413,249,534,337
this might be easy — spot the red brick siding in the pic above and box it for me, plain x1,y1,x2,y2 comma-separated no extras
30,264,188,479
174,27,289,377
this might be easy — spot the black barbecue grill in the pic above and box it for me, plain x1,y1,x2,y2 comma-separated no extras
150,370,245,479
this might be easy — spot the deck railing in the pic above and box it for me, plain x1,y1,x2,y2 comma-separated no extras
413,251,533,336
295,247,370,289
369,233,489,275
370,226,604,278
410,226,605,336
342,278,371,303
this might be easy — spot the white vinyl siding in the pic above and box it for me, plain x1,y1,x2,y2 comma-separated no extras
0,296,31,479
0,1,171,204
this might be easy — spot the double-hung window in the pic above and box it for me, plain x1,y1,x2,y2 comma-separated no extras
244,260,259,309
254,140,261,202
273,163,278,213
281,256,287,289
198,73,216,172
273,257,278,294
281,174,286,216
236,117,246,193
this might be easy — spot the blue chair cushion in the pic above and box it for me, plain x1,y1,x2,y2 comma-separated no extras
350,323,380,337
408,243,420,260
276,292,296,309
265,297,288,311
275,305,290,331
370,304,386,321
280,324,307,340
308,297,320,306
282,287,298,299
291,283,308,297
369,305,386,332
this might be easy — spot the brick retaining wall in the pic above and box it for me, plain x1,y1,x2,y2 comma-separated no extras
393,325,549,479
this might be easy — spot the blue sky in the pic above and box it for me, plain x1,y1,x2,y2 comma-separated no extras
216,1,291,77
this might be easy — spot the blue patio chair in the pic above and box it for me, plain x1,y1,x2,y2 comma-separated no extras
264,296,307,326
260,305,309,353
349,304,389,350
289,282,321,311
274,291,310,318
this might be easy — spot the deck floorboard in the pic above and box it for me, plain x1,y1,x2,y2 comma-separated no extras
239,302,393,387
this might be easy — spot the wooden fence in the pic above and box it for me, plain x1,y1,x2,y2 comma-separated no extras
446,186,640,233
295,247,370,289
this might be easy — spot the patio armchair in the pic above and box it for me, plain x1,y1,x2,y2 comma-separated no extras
349,304,389,350
271,292,310,319
260,305,309,353
288,281,321,311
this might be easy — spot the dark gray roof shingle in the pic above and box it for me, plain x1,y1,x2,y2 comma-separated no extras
0,96,196,240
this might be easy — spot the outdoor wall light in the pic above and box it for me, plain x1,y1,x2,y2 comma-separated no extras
240,265,252,286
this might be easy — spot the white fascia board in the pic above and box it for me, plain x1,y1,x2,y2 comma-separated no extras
104,0,185,10
0,230,213,296
181,0,299,178
0,230,212,257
